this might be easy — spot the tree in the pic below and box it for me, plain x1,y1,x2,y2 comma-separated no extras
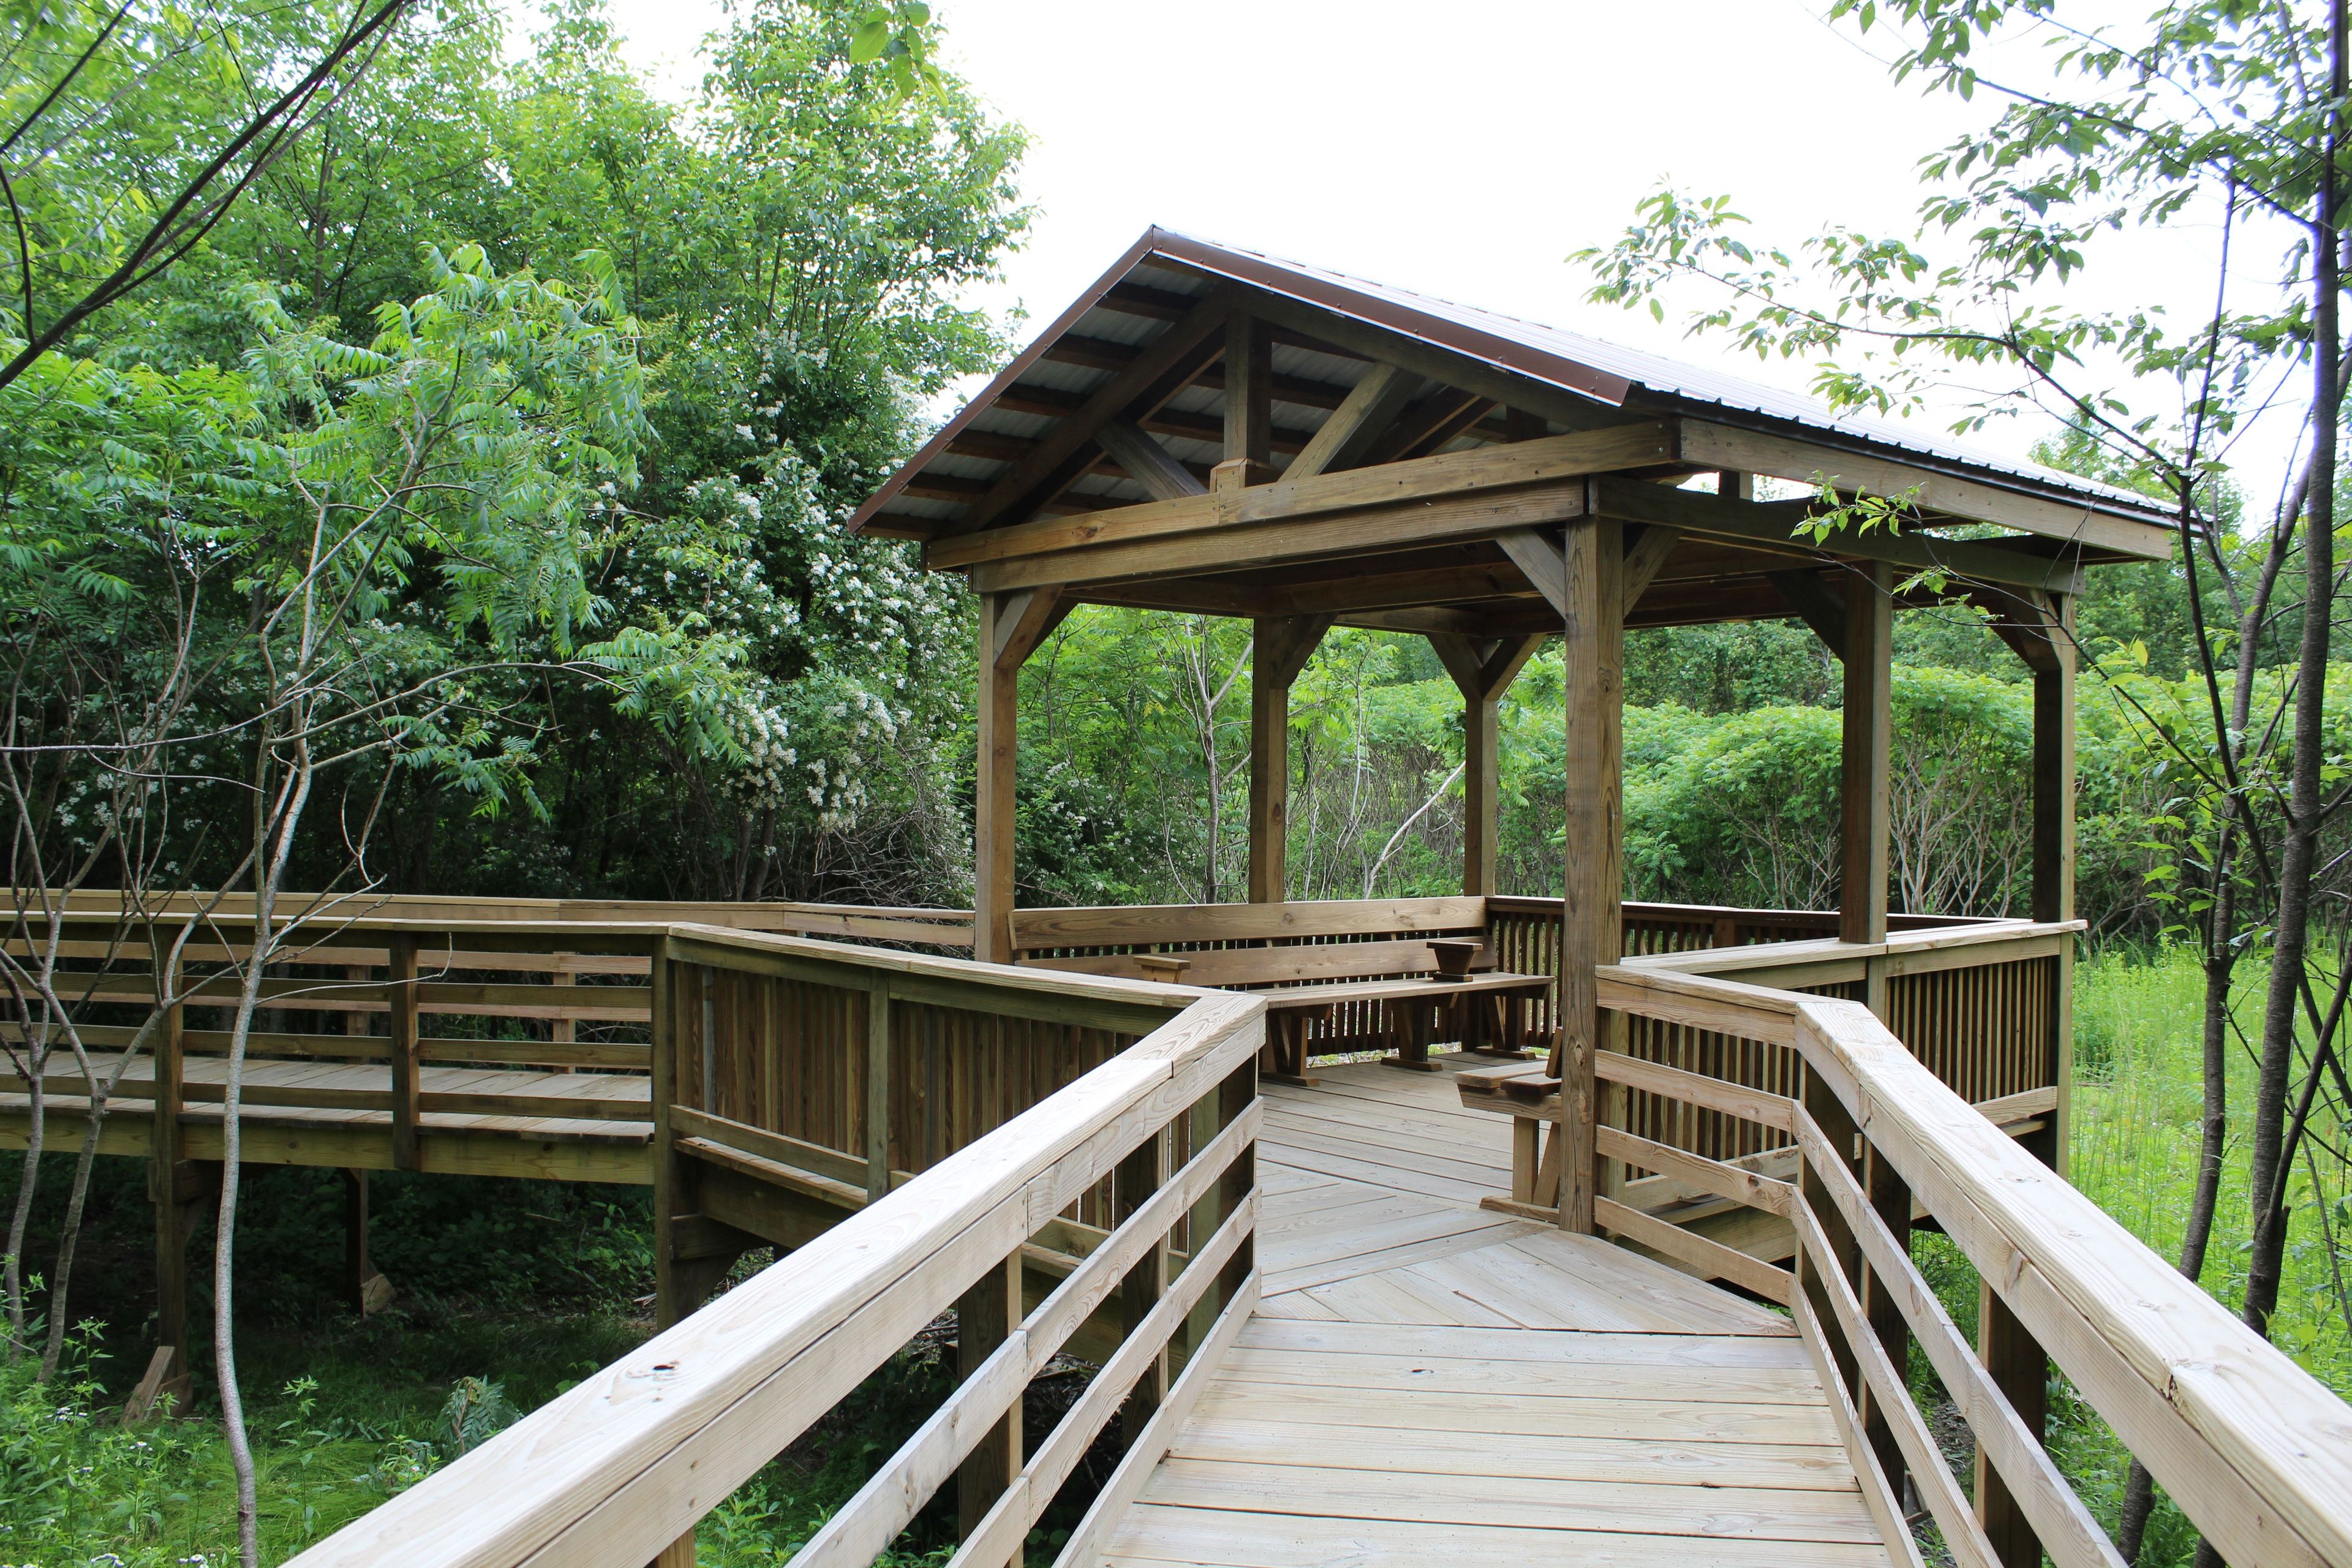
1577,3,2352,1556
0,244,745,1568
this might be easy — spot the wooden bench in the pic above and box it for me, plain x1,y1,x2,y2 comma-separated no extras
1007,898,1554,1082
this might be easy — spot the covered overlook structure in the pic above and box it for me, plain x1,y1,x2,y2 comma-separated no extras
861,225,2172,1219
52,233,2352,1568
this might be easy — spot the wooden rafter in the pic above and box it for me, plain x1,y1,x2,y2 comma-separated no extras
1095,420,1207,501
957,290,1233,533
1284,363,1422,481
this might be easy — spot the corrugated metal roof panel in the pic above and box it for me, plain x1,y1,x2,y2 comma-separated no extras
851,227,2174,538
1153,228,2162,517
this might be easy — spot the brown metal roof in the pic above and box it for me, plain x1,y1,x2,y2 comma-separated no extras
851,227,2176,543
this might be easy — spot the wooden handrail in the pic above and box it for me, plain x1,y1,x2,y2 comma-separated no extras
285,934,1265,1568
1593,962,2352,1568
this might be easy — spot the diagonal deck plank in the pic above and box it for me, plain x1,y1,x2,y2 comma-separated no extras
1100,1054,1893,1567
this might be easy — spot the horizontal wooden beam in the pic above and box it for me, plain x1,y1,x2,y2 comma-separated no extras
974,485,1593,592
1679,421,2173,560
932,421,1673,575
1589,477,2088,594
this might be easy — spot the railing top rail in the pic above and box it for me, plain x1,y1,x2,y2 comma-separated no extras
284,955,1264,1568
664,923,1207,1011
1621,916,2078,975
1596,960,2352,1568
4,891,975,941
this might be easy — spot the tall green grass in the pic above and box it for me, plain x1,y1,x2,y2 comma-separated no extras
2073,945,2352,1393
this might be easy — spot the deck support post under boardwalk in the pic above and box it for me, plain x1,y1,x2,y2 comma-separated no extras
1246,615,1331,903
149,962,193,1404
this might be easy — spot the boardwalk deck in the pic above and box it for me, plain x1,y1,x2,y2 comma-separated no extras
0,1051,652,1166
1104,1054,1896,1568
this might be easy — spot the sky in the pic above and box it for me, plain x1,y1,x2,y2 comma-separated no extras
579,0,2280,485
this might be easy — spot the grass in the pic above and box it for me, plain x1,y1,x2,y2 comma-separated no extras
2072,944,2352,1393
10,944,2350,1567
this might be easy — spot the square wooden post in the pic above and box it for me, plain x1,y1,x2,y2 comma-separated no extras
1552,518,1622,1234
974,587,1068,965
2032,592,2077,1172
1430,634,1544,898
864,978,892,1202
385,933,421,1169
956,1251,1023,1560
1115,1129,1170,1449
1247,615,1329,903
974,592,1019,965
150,953,189,1401
1841,560,1892,947
1223,315,1273,472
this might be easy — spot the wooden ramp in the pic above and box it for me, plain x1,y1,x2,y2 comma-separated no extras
1101,1056,1896,1567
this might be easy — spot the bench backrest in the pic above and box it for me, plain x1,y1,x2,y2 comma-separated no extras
1008,897,1491,990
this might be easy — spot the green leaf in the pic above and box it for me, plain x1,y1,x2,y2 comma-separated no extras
848,17,891,62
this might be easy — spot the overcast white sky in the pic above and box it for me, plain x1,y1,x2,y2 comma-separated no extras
576,0,2282,484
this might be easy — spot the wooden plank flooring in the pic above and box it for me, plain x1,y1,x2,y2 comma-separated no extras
1106,1054,1894,1567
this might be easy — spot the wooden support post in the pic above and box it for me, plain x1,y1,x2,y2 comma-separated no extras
385,933,420,1170
1534,518,1623,1233
1801,1072,1864,1409
1223,315,1273,472
956,1251,1023,1560
551,954,576,1071
1115,1129,1170,1449
1430,633,1546,897
974,587,1068,964
1246,614,1330,902
151,959,187,1399
2033,594,2077,1174
1977,1280,2048,1568
1860,1142,1912,1494
342,1169,371,1311
1217,1060,1256,1298
1840,560,1892,944
1183,1087,1227,1355
974,592,1019,966
650,940,690,1330
865,979,891,1202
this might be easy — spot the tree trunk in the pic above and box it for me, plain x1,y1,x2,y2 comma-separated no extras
2245,5,2344,1339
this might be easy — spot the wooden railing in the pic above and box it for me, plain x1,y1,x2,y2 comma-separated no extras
1485,900,2070,1172
288,932,1265,1568
1585,963,2352,1568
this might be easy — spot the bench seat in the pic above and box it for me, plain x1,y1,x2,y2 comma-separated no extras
1006,898,1553,1082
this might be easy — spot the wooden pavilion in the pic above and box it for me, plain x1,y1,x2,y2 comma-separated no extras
857,226,2172,1216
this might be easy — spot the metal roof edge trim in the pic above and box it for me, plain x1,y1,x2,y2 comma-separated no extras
1662,402,2179,540
1146,230,1635,409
